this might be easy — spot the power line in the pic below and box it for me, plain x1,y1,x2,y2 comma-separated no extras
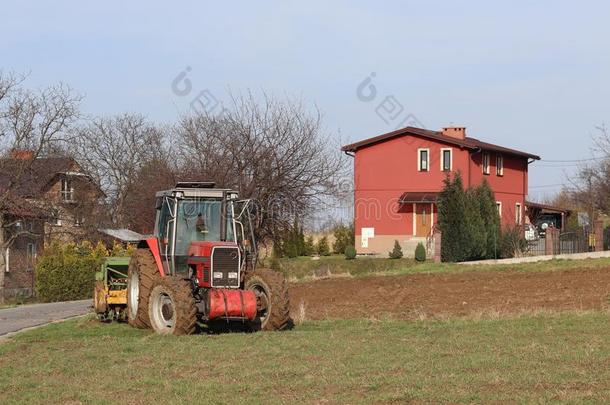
538,156,605,163
529,183,565,189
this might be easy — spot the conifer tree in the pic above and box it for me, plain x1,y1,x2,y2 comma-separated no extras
437,172,469,262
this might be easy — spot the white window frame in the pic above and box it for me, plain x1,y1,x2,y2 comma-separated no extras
496,201,502,217
61,178,74,202
496,154,504,176
515,203,522,225
440,148,453,172
483,152,490,175
417,148,430,172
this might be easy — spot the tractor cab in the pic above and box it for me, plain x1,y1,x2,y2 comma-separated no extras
153,182,257,284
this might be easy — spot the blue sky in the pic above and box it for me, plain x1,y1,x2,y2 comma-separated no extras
2,1,609,200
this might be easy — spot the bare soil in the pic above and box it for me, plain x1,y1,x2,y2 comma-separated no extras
289,267,610,320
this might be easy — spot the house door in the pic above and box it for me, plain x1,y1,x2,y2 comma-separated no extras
415,204,431,237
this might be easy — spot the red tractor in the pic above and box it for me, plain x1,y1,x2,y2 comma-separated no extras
126,182,290,335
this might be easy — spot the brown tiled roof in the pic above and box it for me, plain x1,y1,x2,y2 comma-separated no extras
0,156,77,198
398,192,439,204
341,126,541,160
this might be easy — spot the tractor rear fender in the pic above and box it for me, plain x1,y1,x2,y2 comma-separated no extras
137,237,165,277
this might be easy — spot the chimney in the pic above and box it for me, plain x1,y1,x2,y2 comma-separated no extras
442,126,466,140
10,149,35,161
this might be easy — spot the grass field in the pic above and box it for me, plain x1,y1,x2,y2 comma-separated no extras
1,312,610,403
276,254,610,281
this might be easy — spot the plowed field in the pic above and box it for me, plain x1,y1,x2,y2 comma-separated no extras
290,267,610,319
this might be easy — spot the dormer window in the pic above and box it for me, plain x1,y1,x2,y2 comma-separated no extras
61,179,74,202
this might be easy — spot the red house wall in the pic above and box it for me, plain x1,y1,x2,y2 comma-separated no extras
352,133,529,254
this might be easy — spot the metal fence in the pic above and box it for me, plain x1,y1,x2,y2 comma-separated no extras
525,230,596,257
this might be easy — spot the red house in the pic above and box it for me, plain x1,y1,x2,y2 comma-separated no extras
342,126,540,256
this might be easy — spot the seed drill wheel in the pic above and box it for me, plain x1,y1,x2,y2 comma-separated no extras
245,268,291,331
93,280,108,320
127,249,160,329
148,277,197,335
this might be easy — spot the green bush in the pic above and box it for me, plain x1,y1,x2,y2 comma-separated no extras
344,245,357,260
35,241,108,302
303,236,315,256
270,255,281,272
316,236,331,256
415,242,426,262
388,240,403,259
332,224,355,254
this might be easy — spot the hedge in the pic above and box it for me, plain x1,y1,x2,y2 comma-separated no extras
35,241,133,302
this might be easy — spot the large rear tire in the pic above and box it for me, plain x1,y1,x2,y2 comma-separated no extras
148,277,197,335
245,268,291,331
127,249,160,328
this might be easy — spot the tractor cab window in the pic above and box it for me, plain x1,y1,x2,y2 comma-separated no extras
156,197,175,241
175,199,234,256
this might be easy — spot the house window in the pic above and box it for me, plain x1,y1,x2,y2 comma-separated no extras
27,243,37,262
483,152,490,175
4,248,9,273
52,209,62,226
441,148,452,171
515,203,522,225
61,178,74,202
75,213,85,227
418,148,430,172
496,201,502,217
496,154,504,176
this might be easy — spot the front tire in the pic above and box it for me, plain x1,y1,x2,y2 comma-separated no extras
245,268,291,331
127,249,160,328
148,277,197,335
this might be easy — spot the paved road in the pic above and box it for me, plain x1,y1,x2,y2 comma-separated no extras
0,300,91,336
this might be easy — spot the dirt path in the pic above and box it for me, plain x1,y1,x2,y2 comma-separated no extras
289,267,610,320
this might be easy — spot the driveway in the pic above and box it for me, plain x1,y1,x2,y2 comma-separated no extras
0,299,91,336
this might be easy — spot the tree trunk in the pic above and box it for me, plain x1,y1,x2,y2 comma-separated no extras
0,217,6,304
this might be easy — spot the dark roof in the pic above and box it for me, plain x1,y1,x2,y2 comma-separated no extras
341,126,541,160
0,157,77,198
525,201,572,214
398,192,439,204
0,193,48,218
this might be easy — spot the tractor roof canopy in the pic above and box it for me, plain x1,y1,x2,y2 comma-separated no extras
155,182,238,199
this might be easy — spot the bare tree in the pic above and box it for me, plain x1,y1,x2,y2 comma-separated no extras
0,73,81,301
70,114,167,226
175,92,349,241
567,125,610,227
